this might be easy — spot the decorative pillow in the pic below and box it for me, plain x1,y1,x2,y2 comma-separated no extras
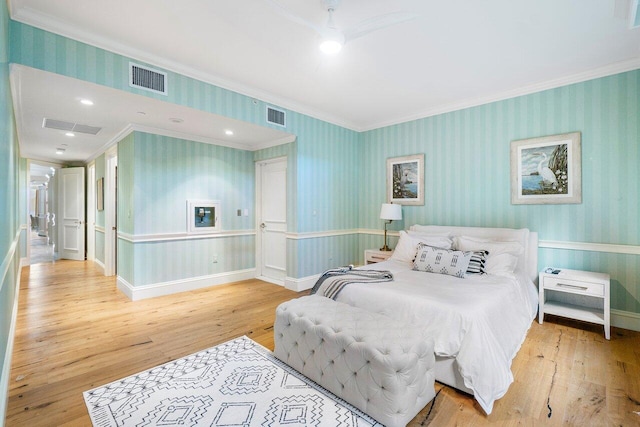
390,231,453,263
466,250,489,275
413,243,472,278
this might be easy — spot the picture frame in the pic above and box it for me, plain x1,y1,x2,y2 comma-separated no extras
387,154,424,205
187,199,221,233
96,178,104,211
510,132,582,205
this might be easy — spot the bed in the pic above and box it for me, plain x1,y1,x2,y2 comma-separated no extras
316,225,539,415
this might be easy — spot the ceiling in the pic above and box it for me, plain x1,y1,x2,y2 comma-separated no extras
8,0,640,164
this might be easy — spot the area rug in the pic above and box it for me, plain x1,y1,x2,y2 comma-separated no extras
84,336,382,426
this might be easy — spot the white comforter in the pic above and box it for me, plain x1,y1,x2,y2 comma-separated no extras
333,259,538,414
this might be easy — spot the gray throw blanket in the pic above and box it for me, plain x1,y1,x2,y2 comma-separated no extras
310,265,394,300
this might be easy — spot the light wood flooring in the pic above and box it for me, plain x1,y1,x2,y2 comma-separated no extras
5,260,640,426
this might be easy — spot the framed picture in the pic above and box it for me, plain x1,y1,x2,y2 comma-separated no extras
187,199,221,233
96,178,104,211
387,154,424,205
510,132,582,205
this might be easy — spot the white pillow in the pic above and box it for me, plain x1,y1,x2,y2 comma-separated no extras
408,231,453,249
413,244,471,278
485,253,519,276
455,236,523,276
391,231,453,263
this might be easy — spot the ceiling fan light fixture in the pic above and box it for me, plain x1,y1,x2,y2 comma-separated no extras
319,38,343,54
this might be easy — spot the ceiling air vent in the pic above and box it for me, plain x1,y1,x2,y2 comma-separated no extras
43,118,102,135
129,62,168,95
266,106,286,127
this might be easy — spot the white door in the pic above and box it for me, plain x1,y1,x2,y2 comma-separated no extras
58,166,85,260
87,163,95,261
257,158,287,285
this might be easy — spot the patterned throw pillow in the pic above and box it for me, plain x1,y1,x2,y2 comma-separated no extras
466,250,489,275
413,243,472,278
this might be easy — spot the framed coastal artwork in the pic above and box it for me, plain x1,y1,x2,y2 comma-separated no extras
387,154,424,205
510,132,582,205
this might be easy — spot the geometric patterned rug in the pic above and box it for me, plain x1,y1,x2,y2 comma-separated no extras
84,336,382,426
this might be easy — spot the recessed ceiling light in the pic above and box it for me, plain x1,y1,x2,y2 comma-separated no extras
80,99,94,106
169,118,184,123
65,132,75,137
56,148,65,155
225,130,234,136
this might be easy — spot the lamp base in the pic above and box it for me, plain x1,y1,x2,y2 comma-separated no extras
379,245,392,252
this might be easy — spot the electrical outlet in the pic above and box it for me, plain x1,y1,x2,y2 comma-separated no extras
237,209,242,216
213,254,218,263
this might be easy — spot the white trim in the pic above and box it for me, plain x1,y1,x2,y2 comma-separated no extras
0,230,21,293
9,9,640,132
95,225,106,233
0,247,23,424
284,274,320,292
611,309,640,332
539,240,640,255
116,268,256,301
94,257,105,275
256,275,285,287
84,123,296,164
104,149,117,276
118,229,256,243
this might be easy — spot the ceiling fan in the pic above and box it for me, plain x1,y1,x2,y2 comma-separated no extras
266,0,418,54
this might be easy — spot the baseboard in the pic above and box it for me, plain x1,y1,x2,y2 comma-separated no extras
284,274,320,292
0,262,23,425
612,309,640,332
117,268,257,301
94,258,105,275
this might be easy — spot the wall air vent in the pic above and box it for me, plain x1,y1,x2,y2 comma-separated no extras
129,62,168,95
43,118,102,135
266,106,286,127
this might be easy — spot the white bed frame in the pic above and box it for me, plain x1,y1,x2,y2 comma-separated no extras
408,225,539,394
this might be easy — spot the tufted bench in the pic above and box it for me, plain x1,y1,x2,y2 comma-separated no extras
274,295,435,427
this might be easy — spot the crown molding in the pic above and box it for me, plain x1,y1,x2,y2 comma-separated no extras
11,4,640,134
361,58,640,131
9,5,361,132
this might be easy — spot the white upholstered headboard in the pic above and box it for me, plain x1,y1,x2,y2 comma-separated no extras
409,225,539,282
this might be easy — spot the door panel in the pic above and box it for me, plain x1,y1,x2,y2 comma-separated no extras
259,158,287,283
58,167,85,260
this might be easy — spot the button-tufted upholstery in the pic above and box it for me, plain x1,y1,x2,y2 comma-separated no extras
274,295,436,427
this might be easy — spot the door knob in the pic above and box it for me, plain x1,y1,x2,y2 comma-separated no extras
260,223,266,229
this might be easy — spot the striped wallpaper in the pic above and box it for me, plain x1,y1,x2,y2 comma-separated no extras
361,70,640,313
8,20,640,316
1,0,25,413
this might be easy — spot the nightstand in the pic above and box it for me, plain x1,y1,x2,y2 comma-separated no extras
364,249,392,264
538,268,610,340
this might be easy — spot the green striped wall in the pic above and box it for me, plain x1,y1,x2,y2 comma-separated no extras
361,70,640,313
117,132,256,286
7,19,639,316
94,152,105,264
1,0,24,417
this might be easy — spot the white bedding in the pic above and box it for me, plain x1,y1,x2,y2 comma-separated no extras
334,258,538,414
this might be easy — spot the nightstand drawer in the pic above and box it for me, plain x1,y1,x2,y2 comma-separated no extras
543,277,604,297
364,249,392,264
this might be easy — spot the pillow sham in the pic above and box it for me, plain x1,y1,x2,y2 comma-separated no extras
455,236,523,276
390,231,453,263
413,243,471,278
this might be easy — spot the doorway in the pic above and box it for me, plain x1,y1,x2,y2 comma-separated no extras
105,149,118,276
27,161,60,264
256,157,287,285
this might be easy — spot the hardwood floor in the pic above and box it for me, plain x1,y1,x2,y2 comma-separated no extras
6,260,640,426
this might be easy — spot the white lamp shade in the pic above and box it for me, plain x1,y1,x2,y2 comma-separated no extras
380,203,402,220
